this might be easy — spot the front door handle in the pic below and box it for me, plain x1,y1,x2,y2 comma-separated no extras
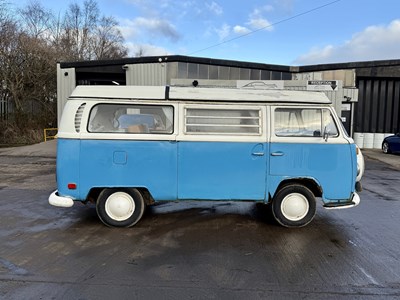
271,151,284,156
251,143,265,157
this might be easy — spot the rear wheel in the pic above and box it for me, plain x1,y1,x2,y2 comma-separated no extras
96,188,145,227
272,184,316,228
382,141,391,154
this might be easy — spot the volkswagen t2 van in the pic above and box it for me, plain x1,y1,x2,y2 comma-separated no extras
49,86,364,228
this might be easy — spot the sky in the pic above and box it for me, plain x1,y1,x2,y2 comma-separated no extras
11,0,400,66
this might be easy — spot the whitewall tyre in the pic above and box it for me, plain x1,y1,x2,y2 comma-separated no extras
96,188,145,227
272,184,316,228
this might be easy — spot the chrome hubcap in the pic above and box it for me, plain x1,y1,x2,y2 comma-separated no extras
105,192,135,221
281,193,309,221
383,143,388,153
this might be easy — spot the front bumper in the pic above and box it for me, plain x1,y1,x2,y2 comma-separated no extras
48,190,74,208
323,192,360,210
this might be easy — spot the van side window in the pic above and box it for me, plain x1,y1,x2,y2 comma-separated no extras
185,107,262,135
274,108,338,137
88,104,174,134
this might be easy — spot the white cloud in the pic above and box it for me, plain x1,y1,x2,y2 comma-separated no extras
246,7,274,31
119,17,181,42
125,0,173,11
233,25,251,35
210,5,274,42
206,1,223,15
118,21,139,40
294,19,400,65
247,17,273,31
125,42,171,57
126,0,203,19
216,23,230,40
135,17,180,41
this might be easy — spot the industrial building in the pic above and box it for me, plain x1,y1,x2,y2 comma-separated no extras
57,55,400,148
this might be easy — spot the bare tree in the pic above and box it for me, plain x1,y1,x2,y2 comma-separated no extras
92,16,128,59
134,46,145,58
0,1,18,122
59,0,127,61
0,0,128,144
0,1,56,142
1,31,57,126
18,0,53,39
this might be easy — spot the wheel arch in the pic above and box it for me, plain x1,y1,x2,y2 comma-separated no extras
269,177,322,203
87,186,155,205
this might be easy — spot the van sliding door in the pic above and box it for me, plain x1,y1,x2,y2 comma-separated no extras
177,104,268,201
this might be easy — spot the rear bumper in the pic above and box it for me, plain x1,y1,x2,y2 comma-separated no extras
323,192,360,210
48,190,74,208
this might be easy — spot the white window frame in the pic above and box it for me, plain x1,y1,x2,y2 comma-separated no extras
178,103,267,143
79,101,178,141
270,105,347,144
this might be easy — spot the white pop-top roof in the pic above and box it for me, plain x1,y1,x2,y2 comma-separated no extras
69,85,331,104
70,85,166,100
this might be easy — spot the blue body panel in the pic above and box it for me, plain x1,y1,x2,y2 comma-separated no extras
79,139,177,200
56,138,356,204
269,142,356,202
177,142,267,200
57,138,81,199
57,139,177,200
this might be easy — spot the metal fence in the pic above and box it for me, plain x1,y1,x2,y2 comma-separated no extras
355,77,400,133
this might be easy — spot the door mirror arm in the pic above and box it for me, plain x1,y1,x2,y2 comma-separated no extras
323,126,330,142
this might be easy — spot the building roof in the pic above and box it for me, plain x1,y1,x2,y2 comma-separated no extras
59,55,291,72
59,54,400,75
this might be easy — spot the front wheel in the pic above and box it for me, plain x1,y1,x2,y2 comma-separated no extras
96,188,145,227
272,185,316,228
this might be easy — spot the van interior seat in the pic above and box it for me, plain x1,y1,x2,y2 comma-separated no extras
118,114,155,129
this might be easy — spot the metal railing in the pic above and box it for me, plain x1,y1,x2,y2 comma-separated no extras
44,128,58,142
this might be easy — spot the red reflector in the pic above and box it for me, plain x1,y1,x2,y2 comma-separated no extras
68,183,77,190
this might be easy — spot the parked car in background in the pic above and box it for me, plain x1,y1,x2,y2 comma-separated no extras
382,133,400,154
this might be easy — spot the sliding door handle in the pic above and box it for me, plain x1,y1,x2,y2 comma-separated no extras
271,152,284,157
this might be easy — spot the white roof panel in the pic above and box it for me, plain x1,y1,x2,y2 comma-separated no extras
69,85,331,104
70,85,166,100
169,86,331,104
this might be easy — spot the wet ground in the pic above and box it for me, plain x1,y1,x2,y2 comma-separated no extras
0,144,399,299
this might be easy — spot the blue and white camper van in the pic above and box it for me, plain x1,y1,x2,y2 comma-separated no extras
49,86,364,228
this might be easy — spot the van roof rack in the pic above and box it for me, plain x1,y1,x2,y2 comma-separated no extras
69,85,332,104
